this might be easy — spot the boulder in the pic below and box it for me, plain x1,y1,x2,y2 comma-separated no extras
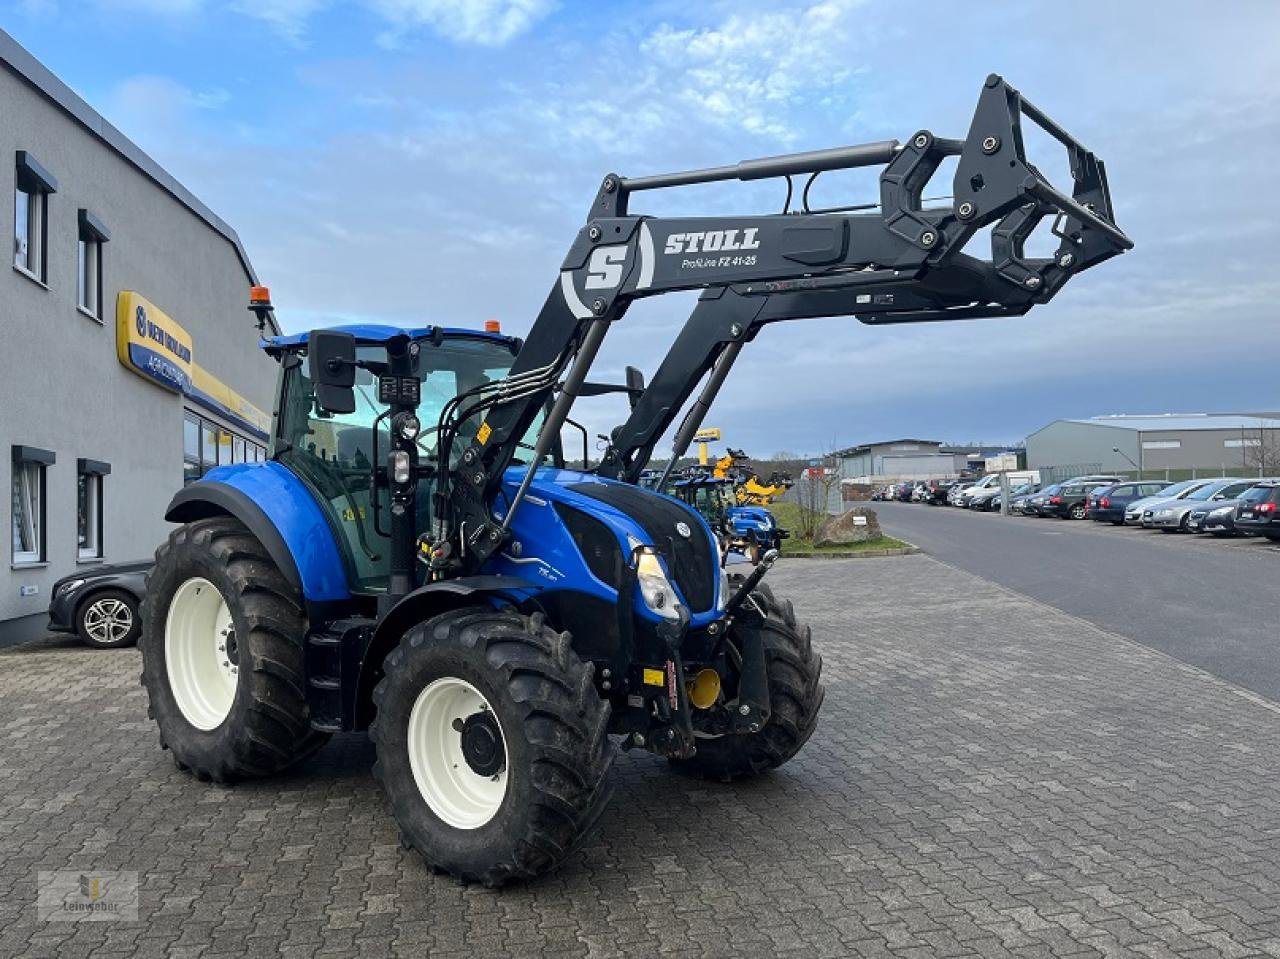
814,506,882,546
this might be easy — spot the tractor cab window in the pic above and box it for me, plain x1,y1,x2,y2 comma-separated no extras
274,336,547,593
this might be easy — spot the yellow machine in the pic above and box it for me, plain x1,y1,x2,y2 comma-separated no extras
710,446,793,506
737,475,792,507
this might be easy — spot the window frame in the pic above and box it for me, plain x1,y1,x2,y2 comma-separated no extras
11,445,54,566
184,409,266,482
76,459,110,561
76,210,109,320
14,152,57,284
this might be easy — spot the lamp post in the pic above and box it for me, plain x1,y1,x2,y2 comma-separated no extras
1112,446,1140,479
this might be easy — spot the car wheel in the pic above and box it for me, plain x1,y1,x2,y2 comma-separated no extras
1069,504,1087,520
77,589,141,648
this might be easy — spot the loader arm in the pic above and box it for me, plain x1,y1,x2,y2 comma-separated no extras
440,74,1131,569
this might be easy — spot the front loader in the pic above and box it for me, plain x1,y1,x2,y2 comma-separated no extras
139,75,1130,886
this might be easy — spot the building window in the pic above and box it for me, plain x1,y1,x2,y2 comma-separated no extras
183,409,266,481
1225,438,1262,449
77,210,110,320
14,152,57,283
200,421,218,474
1141,440,1181,450
183,414,201,485
11,446,54,565
76,459,110,560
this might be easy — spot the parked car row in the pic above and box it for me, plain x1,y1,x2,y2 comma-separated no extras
889,472,1280,543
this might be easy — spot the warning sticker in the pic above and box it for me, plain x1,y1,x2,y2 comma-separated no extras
476,421,492,445
642,668,665,687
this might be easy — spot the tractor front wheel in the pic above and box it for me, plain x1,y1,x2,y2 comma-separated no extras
370,609,614,886
139,517,329,782
671,584,824,781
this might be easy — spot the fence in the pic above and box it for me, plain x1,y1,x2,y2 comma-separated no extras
786,475,844,515
1039,464,1275,485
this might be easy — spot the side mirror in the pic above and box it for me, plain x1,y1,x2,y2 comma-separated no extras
310,330,356,414
625,366,645,410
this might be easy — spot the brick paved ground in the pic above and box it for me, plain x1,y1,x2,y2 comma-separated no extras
3,554,1280,958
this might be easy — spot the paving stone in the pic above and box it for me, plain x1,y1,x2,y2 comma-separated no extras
3,556,1280,958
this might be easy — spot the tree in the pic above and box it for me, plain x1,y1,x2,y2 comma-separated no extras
793,458,842,542
1241,424,1280,476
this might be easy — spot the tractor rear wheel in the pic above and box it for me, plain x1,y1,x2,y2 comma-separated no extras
671,587,824,782
140,517,329,782
370,608,614,886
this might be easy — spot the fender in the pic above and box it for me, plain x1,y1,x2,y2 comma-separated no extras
164,463,350,603
352,576,543,729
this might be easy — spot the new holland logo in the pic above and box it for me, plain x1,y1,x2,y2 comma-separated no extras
135,304,147,336
663,228,760,255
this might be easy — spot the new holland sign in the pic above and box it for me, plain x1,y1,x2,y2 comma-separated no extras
116,292,193,393
115,292,270,440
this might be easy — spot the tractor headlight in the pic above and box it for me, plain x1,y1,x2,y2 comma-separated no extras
717,566,730,612
390,450,411,485
631,541,682,621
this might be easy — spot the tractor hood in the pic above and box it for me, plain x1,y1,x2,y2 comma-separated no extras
490,468,723,622
727,505,775,530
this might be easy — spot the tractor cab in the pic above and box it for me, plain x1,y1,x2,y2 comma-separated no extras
263,324,549,593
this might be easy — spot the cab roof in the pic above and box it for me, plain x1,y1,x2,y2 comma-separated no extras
264,324,517,350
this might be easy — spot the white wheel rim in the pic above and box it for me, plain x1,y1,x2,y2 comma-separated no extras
165,577,238,731
407,678,508,830
84,597,133,644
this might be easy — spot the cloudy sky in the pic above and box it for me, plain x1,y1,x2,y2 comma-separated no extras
5,0,1279,456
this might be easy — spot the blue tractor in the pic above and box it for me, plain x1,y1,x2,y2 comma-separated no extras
670,473,788,563
140,76,1129,885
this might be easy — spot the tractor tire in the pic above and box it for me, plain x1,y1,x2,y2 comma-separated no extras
139,517,329,783
671,591,824,782
370,608,614,886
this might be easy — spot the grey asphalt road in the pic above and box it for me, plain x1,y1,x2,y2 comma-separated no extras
871,500,1280,701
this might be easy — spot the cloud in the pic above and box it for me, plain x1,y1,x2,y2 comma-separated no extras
69,0,1280,456
369,0,555,46
639,0,871,142
86,0,553,45
92,0,205,15
95,74,234,177
229,0,329,42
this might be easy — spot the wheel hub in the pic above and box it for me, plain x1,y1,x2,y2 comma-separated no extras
457,710,505,777
406,677,509,830
165,577,238,731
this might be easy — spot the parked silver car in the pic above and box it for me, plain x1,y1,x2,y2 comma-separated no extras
1187,480,1277,535
1145,479,1258,532
1123,479,1212,525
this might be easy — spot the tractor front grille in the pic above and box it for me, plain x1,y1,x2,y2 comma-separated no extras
568,482,715,612
554,503,625,589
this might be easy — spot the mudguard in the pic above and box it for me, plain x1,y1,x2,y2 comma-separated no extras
165,462,350,603
353,575,543,729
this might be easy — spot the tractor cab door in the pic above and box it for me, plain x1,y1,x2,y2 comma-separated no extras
276,346,393,591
